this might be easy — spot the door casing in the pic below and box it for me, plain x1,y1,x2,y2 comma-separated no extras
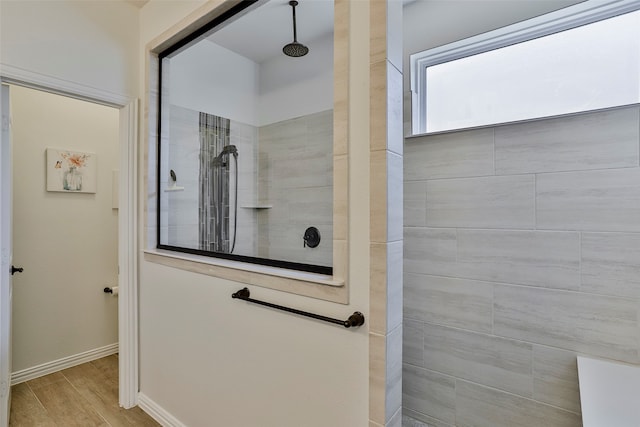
0,82,13,427
0,66,139,417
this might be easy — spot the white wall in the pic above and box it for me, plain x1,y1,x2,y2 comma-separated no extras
167,29,333,127
0,0,139,99
258,34,334,126
10,85,119,372
170,41,260,126
139,1,371,426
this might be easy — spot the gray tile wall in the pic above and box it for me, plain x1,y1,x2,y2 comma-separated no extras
402,105,640,427
257,110,333,266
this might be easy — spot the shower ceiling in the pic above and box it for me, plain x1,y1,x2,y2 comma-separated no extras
207,0,334,63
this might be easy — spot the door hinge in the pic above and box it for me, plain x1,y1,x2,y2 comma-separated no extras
0,380,7,398
1,115,10,131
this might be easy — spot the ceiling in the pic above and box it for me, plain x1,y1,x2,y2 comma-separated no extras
207,0,334,63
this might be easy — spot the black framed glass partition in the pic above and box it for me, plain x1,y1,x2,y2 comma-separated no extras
157,0,335,275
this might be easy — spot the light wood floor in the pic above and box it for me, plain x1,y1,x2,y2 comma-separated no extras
9,355,159,427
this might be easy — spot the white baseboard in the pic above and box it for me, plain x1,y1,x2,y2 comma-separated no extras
138,393,187,427
11,343,118,385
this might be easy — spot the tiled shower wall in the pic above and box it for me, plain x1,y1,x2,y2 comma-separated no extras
165,105,257,254
163,105,332,265
402,105,640,427
231,120,259,255
166,105,199,248
257,109,333,267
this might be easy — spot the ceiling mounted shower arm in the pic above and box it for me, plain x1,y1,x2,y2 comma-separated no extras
291,0,299,42
283,0,309,57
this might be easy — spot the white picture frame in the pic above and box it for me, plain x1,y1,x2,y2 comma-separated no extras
46,148,97,193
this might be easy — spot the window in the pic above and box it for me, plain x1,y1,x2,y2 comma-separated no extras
156,0,336,275
410,0,640,134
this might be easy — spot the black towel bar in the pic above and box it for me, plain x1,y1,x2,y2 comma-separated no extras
231,287,365,329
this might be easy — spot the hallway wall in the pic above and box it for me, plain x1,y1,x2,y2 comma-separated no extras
11,85,120,372
403,105,640,426
0,0,139,99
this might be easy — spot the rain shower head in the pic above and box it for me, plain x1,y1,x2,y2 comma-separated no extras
283,41,309,58
283,1,309,57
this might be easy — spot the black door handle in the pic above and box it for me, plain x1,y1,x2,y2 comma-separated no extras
11,265,23,275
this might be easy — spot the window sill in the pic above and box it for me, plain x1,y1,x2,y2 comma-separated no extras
406,103,640,140
143,249,347,303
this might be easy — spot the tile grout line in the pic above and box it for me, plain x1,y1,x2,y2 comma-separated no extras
454,377,583,417
534,172,537,230
24,381,50,417
61,367,114,427
405,313,636,367
403,271,636,300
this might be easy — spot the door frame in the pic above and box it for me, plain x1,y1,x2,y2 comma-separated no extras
0,83,13,427
0,65,139,409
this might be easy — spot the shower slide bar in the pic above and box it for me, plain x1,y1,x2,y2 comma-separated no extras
231,287,365,329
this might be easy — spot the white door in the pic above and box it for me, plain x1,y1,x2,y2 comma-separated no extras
0,83,13,426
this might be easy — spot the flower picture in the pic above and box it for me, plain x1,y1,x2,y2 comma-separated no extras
46,148,97,193
61,152,89,168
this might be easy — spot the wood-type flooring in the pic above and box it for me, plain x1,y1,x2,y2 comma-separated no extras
9,355,159,426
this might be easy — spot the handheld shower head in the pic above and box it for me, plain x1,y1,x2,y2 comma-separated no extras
212,145,238,166
219,145,238,157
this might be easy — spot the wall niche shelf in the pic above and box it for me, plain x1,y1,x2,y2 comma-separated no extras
240,204,272,209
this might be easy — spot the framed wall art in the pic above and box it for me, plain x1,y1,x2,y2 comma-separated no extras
46,148,97,193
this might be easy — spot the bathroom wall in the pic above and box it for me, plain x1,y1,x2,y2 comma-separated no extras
165,105,200,248
257,109,333,266
230,120,259,256
168,32,333,128
258,34,333,126
138,2,371,426
162,103,332,266
162,13,334,267
169,40,260,126
162,38,261,253
402,105,640,426
11,85,120,372
164,105,258,254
